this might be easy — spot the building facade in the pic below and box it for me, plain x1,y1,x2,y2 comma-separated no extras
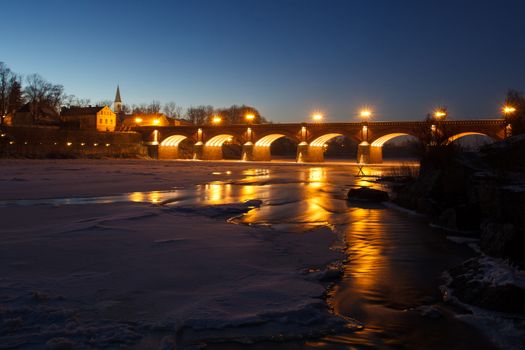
61,106,117,132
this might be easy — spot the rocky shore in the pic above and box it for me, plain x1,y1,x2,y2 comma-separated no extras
392,135,525,320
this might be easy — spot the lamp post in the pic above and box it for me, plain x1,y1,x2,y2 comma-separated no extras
502,105,516,137
359,109,372,141
357,109,372,164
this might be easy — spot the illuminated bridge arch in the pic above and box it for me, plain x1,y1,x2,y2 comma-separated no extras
205,134,235,147
310,133,343,147
446,132,493,144
254,134,287,147
368,133,420,163
371,133,416,147
160,135,187,147
158,135,192,159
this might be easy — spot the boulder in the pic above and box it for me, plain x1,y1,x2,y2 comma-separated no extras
347,187,389,202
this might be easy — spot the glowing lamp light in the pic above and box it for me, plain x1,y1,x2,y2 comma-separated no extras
360,109,372,118
152,119,160,125
434,110,447,119
503,105,516,115
312,113,323,122
212,116,222,125
135,117,143,123
67,142,72,146
245,113,255,121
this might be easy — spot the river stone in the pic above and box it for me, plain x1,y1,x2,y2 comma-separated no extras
347,187,389,202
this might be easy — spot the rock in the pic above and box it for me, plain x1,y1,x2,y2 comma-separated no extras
159,335,177,350
392,137,525,266
45,338,76,350
433,204,481,232
415,305,442,319
480,222,518,258
347,187,389,202
445,258,525,314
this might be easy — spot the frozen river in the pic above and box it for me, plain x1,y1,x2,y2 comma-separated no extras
0,159,505,349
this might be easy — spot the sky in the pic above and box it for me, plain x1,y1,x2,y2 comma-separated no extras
1,0,525,122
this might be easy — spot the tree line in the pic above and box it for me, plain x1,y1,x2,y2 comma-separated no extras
0,62,269,126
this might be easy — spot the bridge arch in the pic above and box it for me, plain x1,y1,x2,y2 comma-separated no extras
254,134,287,147
371,133,414,147
304,133,347,162
160,135,187,146
202,134,239,160
446,132,494,144
368,133,421,163
248,133,299,161
158,135,194,159
205,134,235,147
310,133,343,147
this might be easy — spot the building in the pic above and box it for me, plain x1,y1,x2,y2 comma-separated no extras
113,86,192,128
61,106,116,132
12,102,60,126
122,113,170,127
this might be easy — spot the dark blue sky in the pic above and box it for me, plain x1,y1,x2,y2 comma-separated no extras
2,0,524,122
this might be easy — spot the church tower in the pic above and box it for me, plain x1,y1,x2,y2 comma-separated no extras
114,85,122,114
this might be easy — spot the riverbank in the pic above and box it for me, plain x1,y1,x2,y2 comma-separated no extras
389,137,525,348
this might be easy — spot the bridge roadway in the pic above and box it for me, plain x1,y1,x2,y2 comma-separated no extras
133,119,509,163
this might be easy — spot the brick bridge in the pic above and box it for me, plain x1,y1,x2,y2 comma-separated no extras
134,119,510,163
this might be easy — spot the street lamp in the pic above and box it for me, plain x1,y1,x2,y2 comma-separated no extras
212,115,222,125
434,109,447,120
503,105,516,116
245,113,255,123
502,105,516,138
312,112,323,122
360,109,372,118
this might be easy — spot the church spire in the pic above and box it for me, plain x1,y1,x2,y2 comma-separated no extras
114,85,122,103
114,85,122,114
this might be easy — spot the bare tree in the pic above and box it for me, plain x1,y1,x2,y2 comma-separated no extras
186,105,214,125
132,104,147,114
7,79,23,115
24,73,64,122
120,104,131,114
0,62,17,125
215,105,264,124
95,99,113,107
76,98,92,107
147,100,161,114
163,102,183,119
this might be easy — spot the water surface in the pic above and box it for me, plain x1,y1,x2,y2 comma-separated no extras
2,164,495,349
